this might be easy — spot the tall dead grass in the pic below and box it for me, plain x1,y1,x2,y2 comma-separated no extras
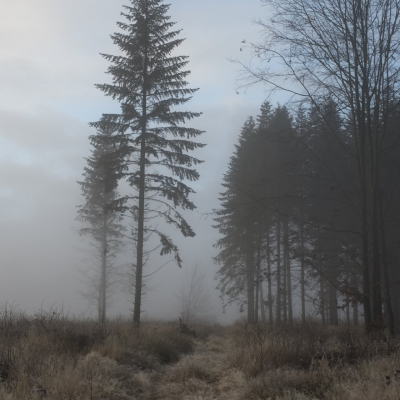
0,305,195,399
219,319,400,399
0,306,398,400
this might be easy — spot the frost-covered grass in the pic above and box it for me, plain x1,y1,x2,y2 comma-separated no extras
0,308,397,400
0,307,195,399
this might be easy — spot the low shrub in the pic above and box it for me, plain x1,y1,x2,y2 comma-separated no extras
142,329,194,364
226,319,399,378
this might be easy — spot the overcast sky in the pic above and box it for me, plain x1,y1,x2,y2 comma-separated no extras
0,0,275,323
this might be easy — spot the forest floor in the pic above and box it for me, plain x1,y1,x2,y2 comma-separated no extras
0,311,399,399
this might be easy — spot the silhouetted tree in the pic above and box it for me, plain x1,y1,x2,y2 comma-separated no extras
214,117,259,322
91,0,204,328
77,127,126,323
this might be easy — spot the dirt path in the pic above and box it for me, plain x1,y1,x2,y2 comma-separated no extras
135,334,240,400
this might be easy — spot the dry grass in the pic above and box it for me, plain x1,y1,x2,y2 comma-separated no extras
217,319,400,400
0,306,399,399
0,306,197,399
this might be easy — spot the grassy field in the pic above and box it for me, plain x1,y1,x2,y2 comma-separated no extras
0,309,399,399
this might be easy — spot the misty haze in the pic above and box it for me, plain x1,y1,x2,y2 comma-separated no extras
1,0,400,399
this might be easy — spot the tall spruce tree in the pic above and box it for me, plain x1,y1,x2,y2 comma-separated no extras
91,0,204,328
214,117,258,321
77,127,126,323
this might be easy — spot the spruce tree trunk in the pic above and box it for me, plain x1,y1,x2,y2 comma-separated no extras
346,301,350,326
300,221,306,323
371,178,382,322
320,274,326,326
259,275,266,323
255,257,260,323
359,133,372,332
325,280,330,325
284,218,293,324
282,226,287,323
328,281,338,325
353,271,359,326
101,251,106,324
361,186,371,330
391,261,400,333
246,230,255,323
267,230,273,324
369,117,382,324
283,265,287,322
133,37,149,330
345,275,350,326
392,278,400,333
353,302,359,326
276,221,281,323
101,219,107,324
98,211,107,324
98,287,102,322
255,235,263,323
379,191,395,335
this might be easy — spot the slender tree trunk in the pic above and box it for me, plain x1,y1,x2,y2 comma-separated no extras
98,286,102,322
101,252,106,324
284,218,293,324
99,210,107,324
282,252,287,323
392,272,400,333
259,279,266,323
353,272,359,326
255,253,260,324
325,279,330,325
300,221,306,324
328,281,338,326
378,191,395,335
258,234,266,323
345,275,350,326
360,136,372,332
267,229,273,324
391,257,400,333
276,220,281,323
246,230,255,323
282,225,287,323
352,78,372,332
346,301,350,326
320,274,326,326
371,177,382,322
133,37,149,330
353,302,359,326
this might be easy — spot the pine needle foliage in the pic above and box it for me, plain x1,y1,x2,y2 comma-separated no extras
214,117,259,312
90,0,205,327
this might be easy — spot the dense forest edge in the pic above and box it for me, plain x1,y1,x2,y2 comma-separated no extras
213,97,400,334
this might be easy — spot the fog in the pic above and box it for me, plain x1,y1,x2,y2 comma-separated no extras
0,0,271,323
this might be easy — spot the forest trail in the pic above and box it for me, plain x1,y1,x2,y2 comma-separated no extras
138,334,233,400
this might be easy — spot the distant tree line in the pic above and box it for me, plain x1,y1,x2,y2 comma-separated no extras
213,0,400,334
214,96,400,333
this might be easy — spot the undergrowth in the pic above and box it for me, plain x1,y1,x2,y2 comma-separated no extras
0,305,197,399
221,319,400,400
0,306,398,400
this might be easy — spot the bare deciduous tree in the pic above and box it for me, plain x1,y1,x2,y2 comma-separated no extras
177,264,212,324
237,0,400,333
